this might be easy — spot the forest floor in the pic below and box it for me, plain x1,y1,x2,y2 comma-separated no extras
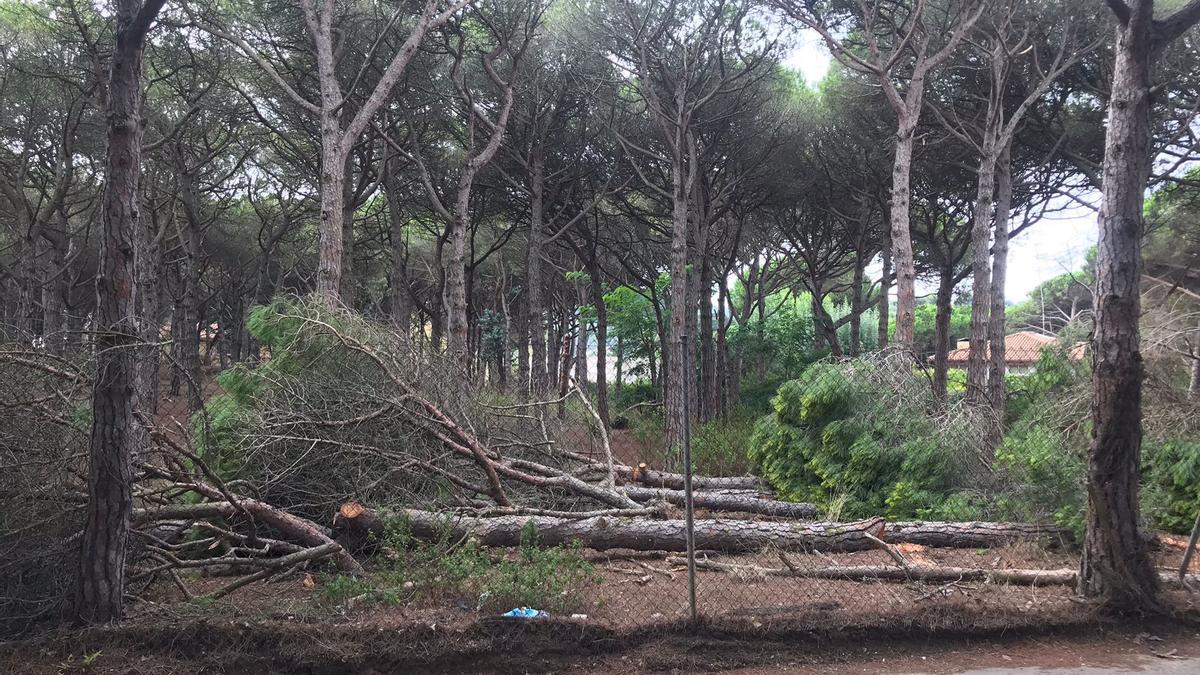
2,605,1198,674
4,544,1198,674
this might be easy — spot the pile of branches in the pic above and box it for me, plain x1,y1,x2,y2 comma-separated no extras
0,345,91,634
0,303,1089,631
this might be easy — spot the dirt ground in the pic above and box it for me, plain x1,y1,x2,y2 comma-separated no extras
5,542,1199,674
4,609,1199,674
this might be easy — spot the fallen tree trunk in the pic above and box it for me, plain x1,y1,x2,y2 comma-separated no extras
397,508,884,552
623,465,764,491
673,557,1200,589
673,557,1078,586
884,521,1073,549
623,486,818,519
134,492,362,576
396,510,1065,553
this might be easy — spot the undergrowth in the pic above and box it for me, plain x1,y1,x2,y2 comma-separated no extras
320,518,599,614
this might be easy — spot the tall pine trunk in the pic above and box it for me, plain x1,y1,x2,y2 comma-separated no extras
575,283,588,387
890,124,918,350
878,237,892,349
1078,0,1160,611
931,270,955,403
590,270,610,428
665,143,691,455
849,258,863,356
315,125,346,303
966,149,998,403
384,164,412,335
525,153,547,395
78,0,163,624
445,176,473,367
986,145,1013,415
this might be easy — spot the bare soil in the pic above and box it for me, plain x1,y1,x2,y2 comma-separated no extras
5,606,1198,674
6,542,1199,674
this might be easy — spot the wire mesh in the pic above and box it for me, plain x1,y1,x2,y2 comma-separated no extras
2,311,1198,638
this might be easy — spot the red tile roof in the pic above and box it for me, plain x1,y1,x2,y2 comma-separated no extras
942,331,1085,366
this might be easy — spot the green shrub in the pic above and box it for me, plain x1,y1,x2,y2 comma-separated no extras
1143,439,1200,534
689,408,758,476
993,422,1086,539
748,360,964,519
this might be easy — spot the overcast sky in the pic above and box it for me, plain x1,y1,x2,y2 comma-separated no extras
784,39,1098,303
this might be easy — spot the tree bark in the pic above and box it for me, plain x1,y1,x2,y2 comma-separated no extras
849,258,864,356
575,283,588,387
932,269,955,402
966,150,998,403
77,0,165,625
384,162,412,336
590,269,610,428
986,144,1013,414
716,279,731,417
890,124,919,350
526,151,547,395
402,509,884,553
445,176,473,366
176,162,204,415
665,129,693,455
685,558,1080,587
1078,0,1162,612
878,241,891,349
627,466,764,491
623,486,818,519
700,265,716,422
396,510,1066,554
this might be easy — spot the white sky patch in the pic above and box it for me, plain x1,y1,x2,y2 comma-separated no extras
784,33,833,87
1006,198,1098,299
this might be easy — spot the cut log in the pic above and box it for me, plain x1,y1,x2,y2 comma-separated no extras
399,508,885,553
135,490,363,576
673,557,1200,589
884,521,1073,549
622,464,765,491
337,506,1066,555
623,486,818,519
674,557,1079,586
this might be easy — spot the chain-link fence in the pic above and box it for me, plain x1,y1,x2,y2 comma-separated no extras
3,306,1199,640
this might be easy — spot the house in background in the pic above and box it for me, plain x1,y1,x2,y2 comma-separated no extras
942,330,1086,376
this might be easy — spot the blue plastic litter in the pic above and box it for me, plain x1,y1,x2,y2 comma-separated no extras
501,607,548,619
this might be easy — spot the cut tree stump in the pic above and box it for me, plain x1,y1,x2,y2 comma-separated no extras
333,501,387,553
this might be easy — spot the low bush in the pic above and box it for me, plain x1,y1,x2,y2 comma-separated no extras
748,359,977,519
690,407,759,476
1143,439,1200,534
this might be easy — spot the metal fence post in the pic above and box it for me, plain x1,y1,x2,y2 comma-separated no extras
680,333,698,623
